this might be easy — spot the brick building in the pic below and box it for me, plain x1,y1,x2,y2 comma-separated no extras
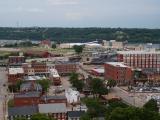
14,91,41,107
117,51,160,69
40,95,67,105
55,61,77,75
8,68,24,84
104,62,133,85
8,56,25,64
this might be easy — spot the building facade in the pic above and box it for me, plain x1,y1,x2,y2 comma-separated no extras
104,62,133,85
117,51,160,69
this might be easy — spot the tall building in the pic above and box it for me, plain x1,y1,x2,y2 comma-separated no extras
104,62,133,85
117,51,160,69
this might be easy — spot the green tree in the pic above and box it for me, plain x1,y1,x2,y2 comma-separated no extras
69,72,84,91
14,117,27,120
52,44,57,49
83,98,107,118
90,78,108,98
107,79,116,88
31,113,52,120
73,45,84,54
143,99,159,112
37,79,50,92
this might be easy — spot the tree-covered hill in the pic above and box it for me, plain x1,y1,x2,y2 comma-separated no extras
0,27,160,43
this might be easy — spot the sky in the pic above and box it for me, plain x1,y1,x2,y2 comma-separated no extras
0,0,160,28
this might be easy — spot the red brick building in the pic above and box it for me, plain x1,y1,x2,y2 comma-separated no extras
40,95,67,105
39,40,52,48
117,51,160,69
8,68,24,84
55,61,77,75
14,91,41,107
104,62,133,85
9,56,25,64
31,61,48,74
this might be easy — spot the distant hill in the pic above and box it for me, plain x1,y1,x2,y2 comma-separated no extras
0,27,160,43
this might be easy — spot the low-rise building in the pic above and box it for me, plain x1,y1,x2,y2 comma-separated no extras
14,91,41,107
104,62,133,85
40,95,67,105
55,61,77,75
8,106,38,120
38,103,67,120
8,68,24,84
49,68,61,85
8,56,25,65
20,82,42,92
68,111,85,120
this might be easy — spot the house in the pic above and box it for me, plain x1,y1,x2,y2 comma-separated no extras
20,82,42,92
38,103,67,120
8,106,38,120
8,68,24,84
65,88,80,104
68,111,85,120
14,91,41,107
40,95,67,105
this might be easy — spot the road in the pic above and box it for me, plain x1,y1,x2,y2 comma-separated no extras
0,67,8,120
111,87,145,107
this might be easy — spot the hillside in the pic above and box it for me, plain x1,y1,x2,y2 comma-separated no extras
0,27,160,43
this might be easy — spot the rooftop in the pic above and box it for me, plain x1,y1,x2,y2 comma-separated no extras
9,68,24,75
41,95,66,101
92,68,104,73
8,106,38,116
49,68,60,78
117,50,160,54
38,103,67,113
14,91,41,98
68,111,85,118
105,62,128,67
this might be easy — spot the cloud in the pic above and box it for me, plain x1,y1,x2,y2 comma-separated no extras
15,7,44,13
65,12,92,21
27,8,44,13
48,0,79,5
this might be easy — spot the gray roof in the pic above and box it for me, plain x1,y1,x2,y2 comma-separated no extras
20,82,42,91
55,61,77,65
68,111,85,118
41,95,66,101
14,91,41,98
8,106,38,116
38,103,67,113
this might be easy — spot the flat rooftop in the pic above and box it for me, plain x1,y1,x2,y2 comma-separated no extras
105,62,128,67
9,68,24,75
38,103,67,113
117,50,160,54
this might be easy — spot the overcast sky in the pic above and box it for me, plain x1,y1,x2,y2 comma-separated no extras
0,0,160,28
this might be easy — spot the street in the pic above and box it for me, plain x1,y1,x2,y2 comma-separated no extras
0,67,8,120
111,87,145,107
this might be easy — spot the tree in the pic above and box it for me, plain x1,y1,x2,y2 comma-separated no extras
90,78,108,97
31,113,52,120
83,98,107,118
52,44,57,49
107,79,116,88
69,72,84,91
15,117,27,120
73,45,84,54
37,79,50,93
143,99,159,112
